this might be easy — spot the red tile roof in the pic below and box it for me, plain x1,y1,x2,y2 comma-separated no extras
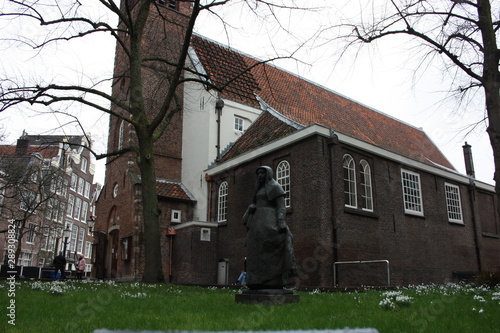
192,35,454,170
156,179,196,202
219,110,299,163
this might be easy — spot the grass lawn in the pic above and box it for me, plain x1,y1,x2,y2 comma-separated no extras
1,280,499,333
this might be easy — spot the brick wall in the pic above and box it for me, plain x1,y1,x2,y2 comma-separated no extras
208,134,499,287
95,2,192,279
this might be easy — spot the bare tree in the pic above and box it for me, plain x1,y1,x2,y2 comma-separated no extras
333,0,500,205
0,0,307,282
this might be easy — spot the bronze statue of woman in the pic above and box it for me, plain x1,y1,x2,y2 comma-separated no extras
243,166,297,289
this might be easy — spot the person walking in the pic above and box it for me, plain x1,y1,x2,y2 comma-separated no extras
53,252,66,279
76,254,86,280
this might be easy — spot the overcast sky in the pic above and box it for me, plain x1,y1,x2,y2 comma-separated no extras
0,0,495,186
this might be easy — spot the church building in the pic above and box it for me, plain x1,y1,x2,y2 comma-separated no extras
94,1,500,287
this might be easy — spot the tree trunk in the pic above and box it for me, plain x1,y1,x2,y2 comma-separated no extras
136,130,165,283
14,220,25,265
477,0,500,210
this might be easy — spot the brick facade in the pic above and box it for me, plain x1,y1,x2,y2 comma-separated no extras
208,133,500,287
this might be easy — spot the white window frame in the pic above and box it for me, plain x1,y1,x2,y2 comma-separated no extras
81,157,88,173
360,160,373,212
81,201,88,222
200,228,211,241
401,169,424,216
74,197,82,220
84,181,91,198
41,227,48,250
77,177,85,195
70,224,78,252
343,154,357,208
445,183,463,224
217,181,228,222
77,227,85,254
171,209,181,223
70,173,77,191
85,241,92,258
234,116,244,132
276,160,291,208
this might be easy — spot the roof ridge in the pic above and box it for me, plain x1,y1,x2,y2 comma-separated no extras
193,33,424,133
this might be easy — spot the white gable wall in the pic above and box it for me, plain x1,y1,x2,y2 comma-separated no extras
181,59,261,221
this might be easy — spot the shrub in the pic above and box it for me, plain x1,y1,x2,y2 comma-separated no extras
476,270,500,288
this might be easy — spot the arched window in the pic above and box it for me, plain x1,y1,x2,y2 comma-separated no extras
217,181,228,222
343,154,356,208
276,160,291,208
360,160,373,211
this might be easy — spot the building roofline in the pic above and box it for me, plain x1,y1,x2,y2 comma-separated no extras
206,123,494,192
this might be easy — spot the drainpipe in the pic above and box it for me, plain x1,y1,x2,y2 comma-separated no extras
215,98,224,161
166,227,176,283
205,173,214,221
327,130,340,286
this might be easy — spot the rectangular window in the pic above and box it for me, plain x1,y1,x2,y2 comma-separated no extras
77,227,85,254
81,201,88,222
84,181,91,198
18,251,32,266
48,232,55,252
26,223,36,244
41,227,48,250
20,190,36,212
77,177,85,195
401,169,423,216
121,237,132,261
200,228,211,241
171,209,181,223
234,117,244,132
63,180,68,196
74,198,82,220
445,183,463,223
70,173,78,191
70,225,78,252
81,157,88,173
85,241,92,258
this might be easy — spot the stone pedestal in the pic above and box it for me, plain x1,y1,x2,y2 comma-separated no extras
235,289,300,305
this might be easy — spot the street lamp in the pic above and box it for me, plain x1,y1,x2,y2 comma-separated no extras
62,226,71,258
87,216,95,233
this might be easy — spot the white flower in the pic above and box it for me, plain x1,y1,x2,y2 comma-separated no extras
473,295,486,303
379,298,397,311
309,288,321,295
121,291,148,299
